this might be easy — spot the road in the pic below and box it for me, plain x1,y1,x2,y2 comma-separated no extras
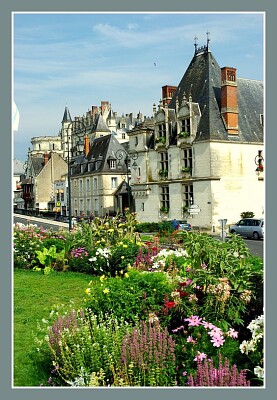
13,214,264,259
14,214,68,232
243,238,264,259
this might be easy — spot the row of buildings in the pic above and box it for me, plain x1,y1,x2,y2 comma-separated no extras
13,40,264,232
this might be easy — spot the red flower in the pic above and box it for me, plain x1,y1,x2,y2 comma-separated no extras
179,282,187,287
165,301,175,309
176,289,188,297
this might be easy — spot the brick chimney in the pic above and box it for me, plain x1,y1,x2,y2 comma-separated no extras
43,152,49,165
100,101,109,114
162,85,177,106
221,67,238,134
84,134,90,156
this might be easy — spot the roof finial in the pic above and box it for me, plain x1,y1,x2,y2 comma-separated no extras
194,35,198,54
206,31,210,49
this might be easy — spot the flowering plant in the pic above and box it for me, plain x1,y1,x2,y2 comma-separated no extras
240,314,264,381
149,248,188,272
171,315,240,384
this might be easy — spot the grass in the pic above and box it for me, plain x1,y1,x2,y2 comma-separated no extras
13,269,93,387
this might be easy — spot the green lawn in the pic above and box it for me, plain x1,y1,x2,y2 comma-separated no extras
13,269,93,387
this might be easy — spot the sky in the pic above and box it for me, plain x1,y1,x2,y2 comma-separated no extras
12,12,264,162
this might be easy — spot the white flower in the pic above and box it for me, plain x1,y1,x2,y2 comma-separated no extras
254,366,264,379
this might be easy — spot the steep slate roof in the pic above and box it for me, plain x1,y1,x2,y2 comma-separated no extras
72,134,129,175
91,113,110,133
30,156,45,176
13,159,25,175
62,106,72,123
169,47,263,143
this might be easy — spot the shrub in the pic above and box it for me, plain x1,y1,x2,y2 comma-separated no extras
109,241,141,276
45,310,132,386
84,269,175,325
176,232,263,326
240,211,255,218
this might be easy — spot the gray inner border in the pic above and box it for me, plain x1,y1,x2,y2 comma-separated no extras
1,0,275,399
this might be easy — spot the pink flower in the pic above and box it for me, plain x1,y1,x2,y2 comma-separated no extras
202,321,216,330
227,328,238,339
210,335,225,347
182,371,187,376
187,335,196,344
194,352,207,361
184,315,202,326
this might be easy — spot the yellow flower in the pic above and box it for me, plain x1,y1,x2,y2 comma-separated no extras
123,244,128,248
120,269,124,274
121,256,125,259
153,288,156,292
85,288,91,295
124,272,129,278
100,275,105,282
103,288,110,294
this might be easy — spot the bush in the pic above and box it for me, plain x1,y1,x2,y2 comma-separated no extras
240,211,255,218
46,310,133,386
84,269,176,325
135,221,174,234
164,232,263,327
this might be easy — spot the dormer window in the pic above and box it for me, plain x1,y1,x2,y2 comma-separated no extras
158,123,166,138
181,118,190,134
109,160,116,169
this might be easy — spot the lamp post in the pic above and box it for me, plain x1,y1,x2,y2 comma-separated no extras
115,148,138,211
66,120,87,230
254,152,264,176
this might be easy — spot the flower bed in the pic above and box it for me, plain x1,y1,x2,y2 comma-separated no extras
13,212,264,387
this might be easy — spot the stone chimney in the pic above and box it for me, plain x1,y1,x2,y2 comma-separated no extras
221,67,238,134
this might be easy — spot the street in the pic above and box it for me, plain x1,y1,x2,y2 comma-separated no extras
13,214,68,232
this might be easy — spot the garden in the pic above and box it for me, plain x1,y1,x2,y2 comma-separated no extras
13,211,264,387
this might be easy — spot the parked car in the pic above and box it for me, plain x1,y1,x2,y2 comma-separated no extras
170,220,192,231
229,218,264,240
178,221,192,231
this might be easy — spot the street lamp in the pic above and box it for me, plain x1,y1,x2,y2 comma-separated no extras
115,148,138,210
254,152,264,176
66,120,87,230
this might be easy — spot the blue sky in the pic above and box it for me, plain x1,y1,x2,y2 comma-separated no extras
13,12,264,161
